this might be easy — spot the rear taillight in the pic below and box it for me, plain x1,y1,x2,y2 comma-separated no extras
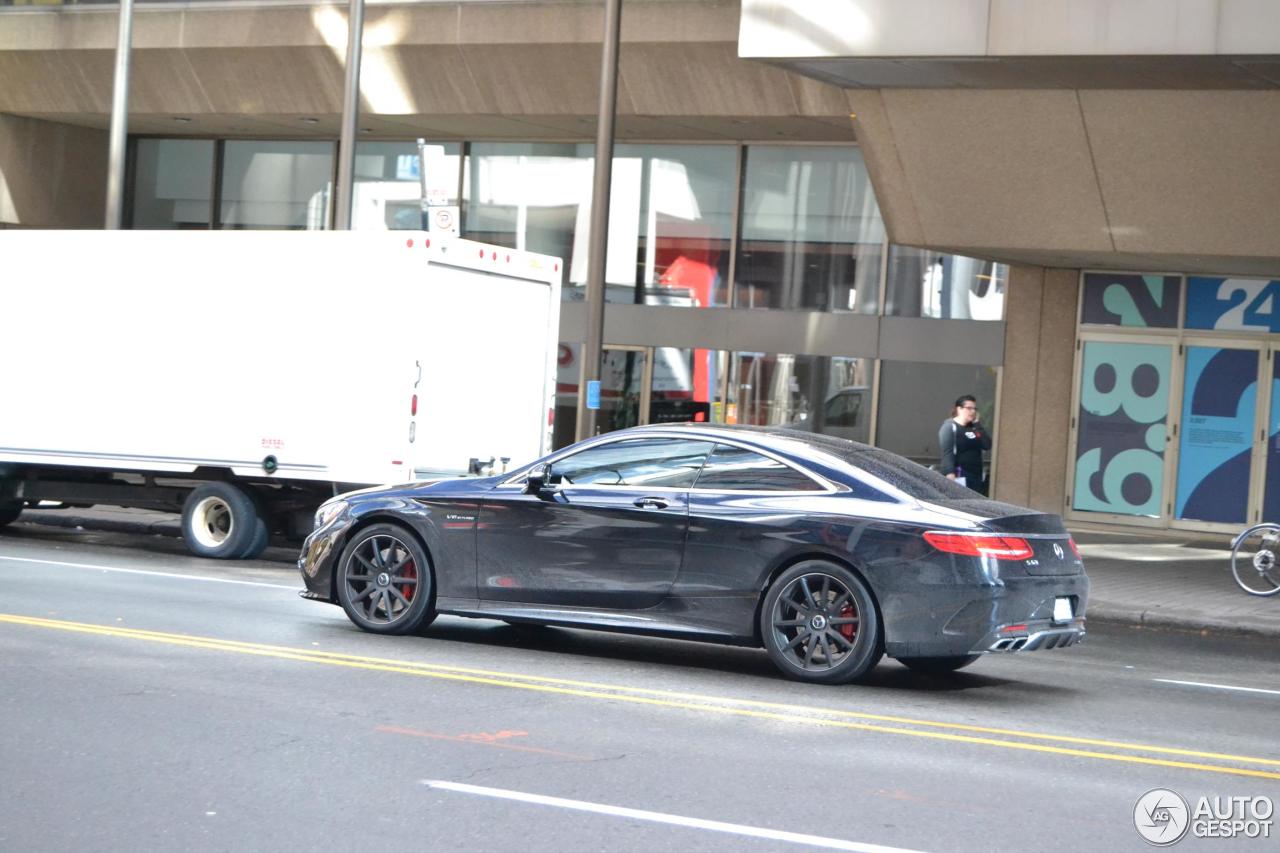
923,531,1035,560
1067,537,1080,559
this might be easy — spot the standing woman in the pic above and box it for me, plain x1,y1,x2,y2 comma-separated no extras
939,395,992,495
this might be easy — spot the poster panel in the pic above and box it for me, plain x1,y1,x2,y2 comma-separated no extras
1073,342,1172,517
1080,273,1179,328
1264,354,1280,523
1185,277,1280,332
1174,347,1257,524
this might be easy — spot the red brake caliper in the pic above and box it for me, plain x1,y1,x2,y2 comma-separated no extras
839,603,857,642
401,561,416,602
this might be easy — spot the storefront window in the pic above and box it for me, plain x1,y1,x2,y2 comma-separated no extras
876,360,997,468
1080,273,1179,327
719,353,873,444
219,140,335,230
130,139,214,229
734,146,884,312
885,247,1006,320
1073,342,1172,518
351,141,460,230
463,143,734,305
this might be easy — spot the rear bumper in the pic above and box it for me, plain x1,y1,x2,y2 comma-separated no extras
881,571,1089,659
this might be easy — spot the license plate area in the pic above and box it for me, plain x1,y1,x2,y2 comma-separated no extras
1053,596,1074,624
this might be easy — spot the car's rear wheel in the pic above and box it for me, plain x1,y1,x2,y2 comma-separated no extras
760,560,882,684
896,654,980,674
336,523,436,635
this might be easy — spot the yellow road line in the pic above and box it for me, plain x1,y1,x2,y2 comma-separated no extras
3,612,1279,781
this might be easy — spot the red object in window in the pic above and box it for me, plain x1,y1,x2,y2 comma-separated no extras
923,532,1034,560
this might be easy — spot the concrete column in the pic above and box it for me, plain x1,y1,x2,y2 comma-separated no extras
0,115,108,228
992,264,1080,514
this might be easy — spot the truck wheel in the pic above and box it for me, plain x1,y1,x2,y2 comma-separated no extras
0,501,22,528
181,483,268,560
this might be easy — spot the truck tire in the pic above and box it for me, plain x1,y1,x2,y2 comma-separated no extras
0,501,22,528
181,483,268,560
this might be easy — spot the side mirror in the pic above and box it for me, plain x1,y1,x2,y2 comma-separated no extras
523,463,550,495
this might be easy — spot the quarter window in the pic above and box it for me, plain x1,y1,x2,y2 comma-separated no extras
693,444,822,492
550,438,713,488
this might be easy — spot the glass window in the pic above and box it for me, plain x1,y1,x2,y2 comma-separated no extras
1081,272,1179,328
719,353,873,445
875,361,997,469
734,146,884,312
351,141,460,231
130,139,214,229
550,437,713,488
1073,342,1172,518
694,444,822,491
463,143,735,306
650,346,717,425
219,140,335,230
1185,276,1280,333
885,247,1006,320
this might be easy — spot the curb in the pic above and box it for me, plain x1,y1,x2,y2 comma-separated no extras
1083,603,1280,640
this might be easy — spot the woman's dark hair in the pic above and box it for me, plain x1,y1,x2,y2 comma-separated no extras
953,394,976,413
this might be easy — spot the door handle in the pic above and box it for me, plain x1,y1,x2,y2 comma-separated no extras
633,497,669,509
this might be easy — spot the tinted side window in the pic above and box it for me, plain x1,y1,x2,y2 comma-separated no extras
693,444,822,492
551,438,712,488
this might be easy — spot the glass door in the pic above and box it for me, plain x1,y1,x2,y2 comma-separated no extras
597,346,651,435
1069,337,1175,523
1171,340,1267,530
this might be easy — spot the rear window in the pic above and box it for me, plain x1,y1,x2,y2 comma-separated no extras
694,444,823,492
832,446,976,502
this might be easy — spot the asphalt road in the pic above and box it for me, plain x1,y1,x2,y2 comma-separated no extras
1,524,1277,853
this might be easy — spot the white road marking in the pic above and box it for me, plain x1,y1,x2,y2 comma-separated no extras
424,780,928,853
1154,678,1280,697
0,555,299,590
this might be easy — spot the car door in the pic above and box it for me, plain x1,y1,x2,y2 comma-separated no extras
476,436,714,609
682,442,833,593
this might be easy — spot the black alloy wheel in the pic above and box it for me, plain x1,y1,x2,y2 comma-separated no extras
760,560,882,685
336,523,436,635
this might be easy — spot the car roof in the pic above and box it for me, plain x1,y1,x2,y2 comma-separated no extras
626,423,978,503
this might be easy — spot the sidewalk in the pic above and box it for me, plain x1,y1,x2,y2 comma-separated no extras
12,506,1280,638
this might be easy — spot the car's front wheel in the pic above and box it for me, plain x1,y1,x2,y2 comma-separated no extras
336,523,436,635
760,560,882,684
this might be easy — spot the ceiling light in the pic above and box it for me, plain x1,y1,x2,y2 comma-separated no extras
300,117,320,125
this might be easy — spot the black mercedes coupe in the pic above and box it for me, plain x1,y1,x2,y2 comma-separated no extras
298,424,1088,684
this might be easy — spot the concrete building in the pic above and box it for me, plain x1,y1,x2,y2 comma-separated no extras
2,0,1278,535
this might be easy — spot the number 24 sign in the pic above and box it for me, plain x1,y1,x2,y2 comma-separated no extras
1186,277,1280,333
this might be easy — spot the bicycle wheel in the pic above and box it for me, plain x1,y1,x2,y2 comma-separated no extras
1230,523,1280,596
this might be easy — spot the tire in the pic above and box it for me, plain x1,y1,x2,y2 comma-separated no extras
0,501,22,528
896,655,981,674
1230,523,1280,597
336,523,436,635
180,482,268,560
760,560,883,685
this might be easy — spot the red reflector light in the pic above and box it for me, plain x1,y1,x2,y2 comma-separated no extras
411,394,418,416
547,407,555,426
923,531,1034,560
1001,624,1028,635
1068,537,1080,558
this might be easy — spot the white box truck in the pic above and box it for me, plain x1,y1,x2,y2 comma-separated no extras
0,230,562,558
